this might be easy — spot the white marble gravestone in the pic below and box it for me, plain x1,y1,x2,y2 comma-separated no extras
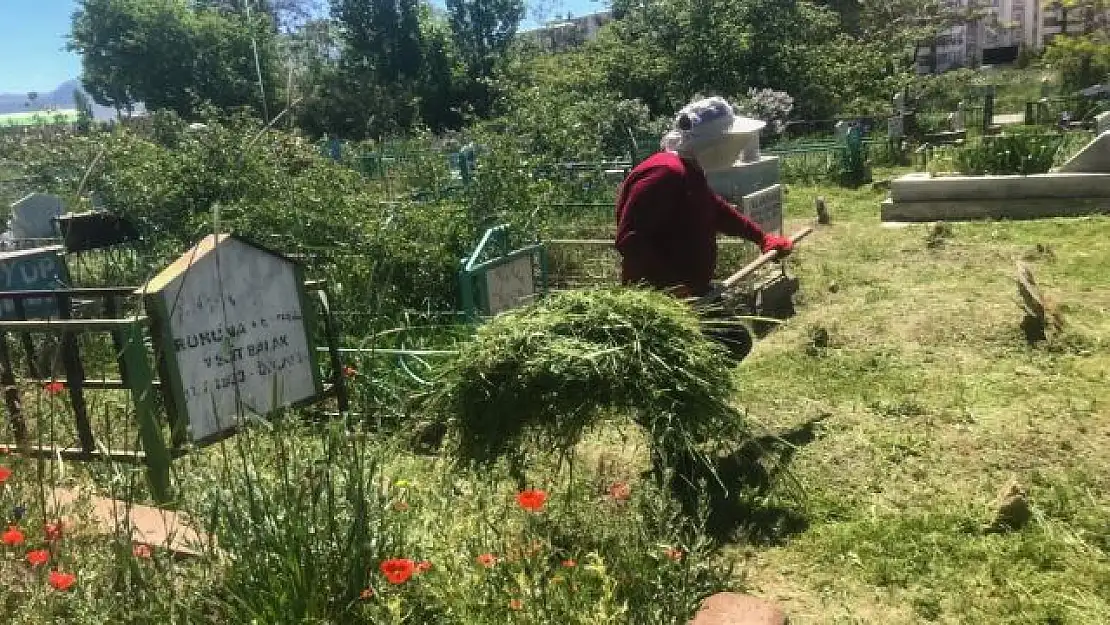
140,234,321,443
484,255,535,315
9,193,64,241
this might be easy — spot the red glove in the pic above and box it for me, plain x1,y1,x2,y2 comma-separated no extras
761,234,794,257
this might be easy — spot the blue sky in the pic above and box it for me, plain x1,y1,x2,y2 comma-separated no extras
0,0,607,95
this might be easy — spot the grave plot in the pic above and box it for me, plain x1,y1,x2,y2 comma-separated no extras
882,130,1110,222
0,233,349,503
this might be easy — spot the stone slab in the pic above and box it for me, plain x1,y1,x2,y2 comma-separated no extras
881,197,1110,222
1097,112,1110,136
1058,131,1110,173
9,193,64,240
49,487,209,557
891,172,1110,202
707,157,781,204
690,593,787,625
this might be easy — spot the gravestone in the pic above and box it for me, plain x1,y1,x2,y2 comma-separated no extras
9,193,64,241
834,120,851,140
741,184,784,235
1058,131,1110,173
888,115,905,139
953,102,966,132
0,245,67,319
140,234,323,444
1097,111,1110,136
484,255,536,315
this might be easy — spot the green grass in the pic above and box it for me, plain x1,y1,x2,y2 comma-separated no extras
733,174,1110,623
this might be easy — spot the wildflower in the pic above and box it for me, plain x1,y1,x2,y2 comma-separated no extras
562,559,577,568
43,381,65,395
133,543,153,559
0,466,11,484
44,522,62,542
608,481,631,501
343,365,357,379
416,560,432,573
509,598,523,611
476,553,497,568
379,558,415,585
515,489,547,512
664,547,684,562
26,549,49,567
2,526,25,546
48,570,76,591
359,587,374,600
392,500,410,512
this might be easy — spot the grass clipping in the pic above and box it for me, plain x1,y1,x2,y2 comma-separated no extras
429,288,747,467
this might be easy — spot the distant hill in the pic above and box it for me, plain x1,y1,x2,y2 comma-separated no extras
0,79,119,121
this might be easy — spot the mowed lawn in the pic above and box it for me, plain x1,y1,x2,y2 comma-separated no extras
734,173,1109,624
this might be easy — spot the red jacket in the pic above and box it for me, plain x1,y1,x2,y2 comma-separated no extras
615,151,766,295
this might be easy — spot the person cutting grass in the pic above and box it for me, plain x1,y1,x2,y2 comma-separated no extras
615,96,794,359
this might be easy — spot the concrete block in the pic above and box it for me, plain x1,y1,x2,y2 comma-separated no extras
690,593,787,625
881,197,1110,222
707,157,781,203
1097,112,1110,136
891,172,1110,202
1058,131,1110,173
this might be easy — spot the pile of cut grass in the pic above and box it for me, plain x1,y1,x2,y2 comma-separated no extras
427,288,748,472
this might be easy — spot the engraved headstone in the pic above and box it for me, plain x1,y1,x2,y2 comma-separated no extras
9,193,64,241
140,235,322,443
0,245,67,319
484,255,535,315
741,184,783,235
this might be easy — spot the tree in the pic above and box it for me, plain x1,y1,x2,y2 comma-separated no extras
73,89,95,121
446,0,525,116
69,0,280,119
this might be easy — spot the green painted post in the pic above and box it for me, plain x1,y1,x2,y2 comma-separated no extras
120,320,172,503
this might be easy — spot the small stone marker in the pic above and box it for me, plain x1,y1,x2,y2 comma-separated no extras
0,245,68,319
833,120,851,140
140,234,323,444
9,193,64,241
484,255,535,315
815,196,830,225
690,593,787,625
741,184,784,235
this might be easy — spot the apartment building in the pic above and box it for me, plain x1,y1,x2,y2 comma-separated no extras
917,0,1109,73
524,11,614,53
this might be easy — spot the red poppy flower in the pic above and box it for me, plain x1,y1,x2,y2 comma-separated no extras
26,549,49,567
379,558,415,585
44,522,63,542
133,543,153,559
43,381,65,395
48,570,76,591
343,365,358,379
416,560,432,573
2,526,25,546
359,587,374,600
0,466,11,484
515,489,547,512
608,481,631,501
561,559,577,568
664,547,685,562
476,553,497,568
509,599,523,611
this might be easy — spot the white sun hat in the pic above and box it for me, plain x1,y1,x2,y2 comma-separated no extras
660,96,766,156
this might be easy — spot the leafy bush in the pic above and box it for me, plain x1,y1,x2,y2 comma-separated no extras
952,132,1067,175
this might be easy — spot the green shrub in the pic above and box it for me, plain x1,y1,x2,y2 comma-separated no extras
952,132,1066,175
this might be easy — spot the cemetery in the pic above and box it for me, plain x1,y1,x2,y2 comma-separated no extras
0,5,1109,621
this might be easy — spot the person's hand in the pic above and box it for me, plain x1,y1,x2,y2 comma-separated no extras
760,234,794,258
